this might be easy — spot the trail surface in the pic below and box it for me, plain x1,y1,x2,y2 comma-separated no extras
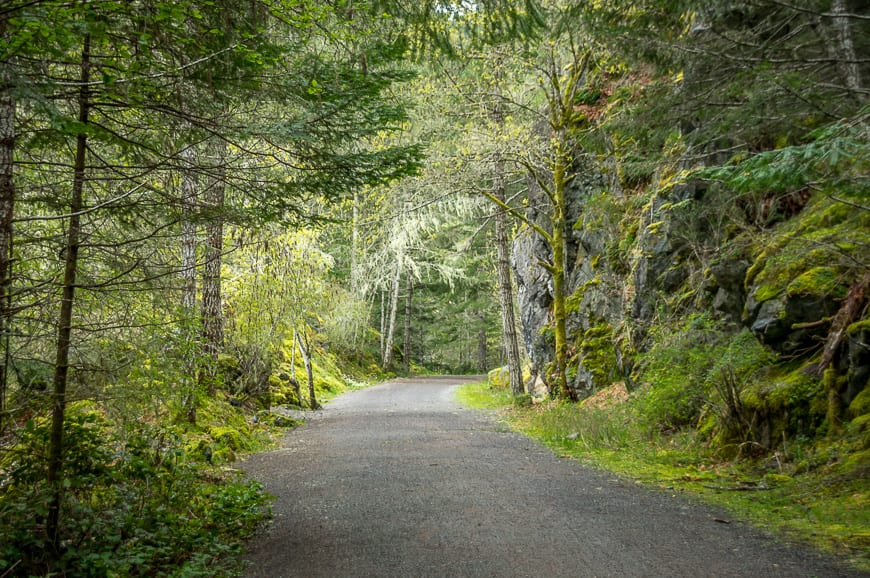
241,376,860,578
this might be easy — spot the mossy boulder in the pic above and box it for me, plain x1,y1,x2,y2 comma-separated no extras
743,195,869,356
488,366,510,390
208,425,246,452
848,387,870,420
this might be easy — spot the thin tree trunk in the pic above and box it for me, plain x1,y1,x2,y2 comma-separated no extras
830,0,863,99
551,137,572,401
289,328,301,402
47,33,90,548
477,311,488,373
492,158,524,397
350,191,362,347
351,191,359,293
379,289,385,360
0,16,14,430
297,330,319,409
403,278,412,371
180,138,198,423
200,137,225,396
382,250,403,370
487,62,524,397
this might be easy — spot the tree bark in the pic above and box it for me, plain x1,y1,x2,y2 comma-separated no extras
200,137,225,396
403,278,412,371
0,16,15,431
180,138,199,423
379,289,386,361
351,191,359,293
289,329,301,402
486,59,525,397
382,250,403,370
477,311,488,373
47,33,90,548
492,158,524,397
830,0,863,100
297,329,319,409
550,135,573,401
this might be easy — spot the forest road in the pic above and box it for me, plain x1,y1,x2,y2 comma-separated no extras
240,376,862,578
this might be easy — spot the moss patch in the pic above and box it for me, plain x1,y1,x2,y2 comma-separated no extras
787,266,847,299
488,366,510,389
748,195,870,303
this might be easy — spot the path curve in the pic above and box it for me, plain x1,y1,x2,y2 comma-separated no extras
241,376,861,577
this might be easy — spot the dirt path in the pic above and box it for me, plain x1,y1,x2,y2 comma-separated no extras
241,376,861,577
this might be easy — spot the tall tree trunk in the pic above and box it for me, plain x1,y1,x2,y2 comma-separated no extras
297,329,319,409
0,16,14,431
477,311,488,373
289,328,301,402
180,138,199,423
830,0,863,100
200,137,225,396
351,191,359,293
487,61,524,397
350,191,362,347
47,33,90,548
403,278,412,371
551,136,573,401
492,158,524,397
382,250,403,370
379,289,386,361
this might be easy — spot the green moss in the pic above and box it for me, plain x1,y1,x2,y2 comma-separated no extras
754,284,782,303
208,426,246,452
747,195,870,303
763,473,794,486
576,322,619,388
787,266,846,299
488,366,510,390
847,319,870,335
848,388,870,419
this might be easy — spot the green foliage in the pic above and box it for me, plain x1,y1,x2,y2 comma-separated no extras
701,123,870,198
576,323,620,387
637,314,723,431
0,404,270,577
638,313,780,447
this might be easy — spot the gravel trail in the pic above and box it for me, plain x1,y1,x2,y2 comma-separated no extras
241,376,862,578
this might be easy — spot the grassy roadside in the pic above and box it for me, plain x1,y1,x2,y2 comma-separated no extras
455,381,870,574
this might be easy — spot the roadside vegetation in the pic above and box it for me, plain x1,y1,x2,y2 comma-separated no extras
456,377,870,574
0,343,373,577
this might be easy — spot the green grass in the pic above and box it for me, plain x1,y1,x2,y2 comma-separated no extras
454,383,870,573
454,381,515,409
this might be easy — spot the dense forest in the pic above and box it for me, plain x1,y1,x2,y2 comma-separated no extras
1,0,868,575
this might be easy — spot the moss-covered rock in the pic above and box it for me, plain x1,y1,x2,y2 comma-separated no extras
744,195,870,356
848,387,870,419
208,425,245,452
488,366,510,390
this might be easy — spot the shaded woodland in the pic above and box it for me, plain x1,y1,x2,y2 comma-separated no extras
0,0,868,575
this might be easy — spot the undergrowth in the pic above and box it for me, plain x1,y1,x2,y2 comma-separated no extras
0,400,272,577
0,345,367,576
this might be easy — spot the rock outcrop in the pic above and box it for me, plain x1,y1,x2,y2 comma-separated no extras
510,169,869,417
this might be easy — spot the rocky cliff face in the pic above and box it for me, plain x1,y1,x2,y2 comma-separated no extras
510,159,869,435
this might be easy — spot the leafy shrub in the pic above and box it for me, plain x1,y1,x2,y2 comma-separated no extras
0,405,270,577
637,314,723,431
